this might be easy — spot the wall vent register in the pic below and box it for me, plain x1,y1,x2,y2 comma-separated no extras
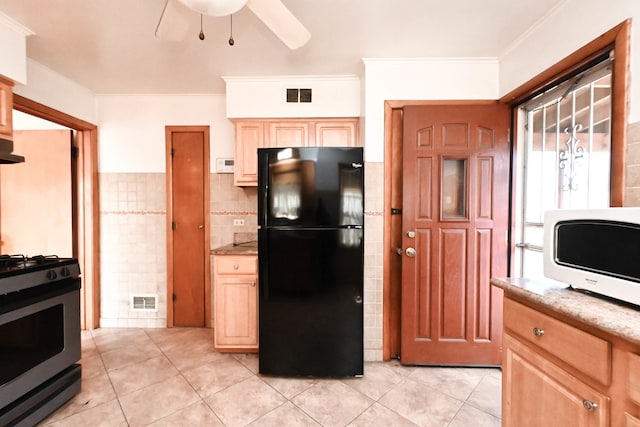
286,88,312,103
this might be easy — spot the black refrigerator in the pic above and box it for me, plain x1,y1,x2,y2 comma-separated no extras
258,147,364,377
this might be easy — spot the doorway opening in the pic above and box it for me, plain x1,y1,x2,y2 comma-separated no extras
11,94,100,330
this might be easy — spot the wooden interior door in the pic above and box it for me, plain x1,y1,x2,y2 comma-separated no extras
168,127,210,327
0,129,74,257
400,104,510,365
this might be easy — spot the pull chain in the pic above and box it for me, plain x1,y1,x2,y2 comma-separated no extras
228,15,235,46
199,14,205,40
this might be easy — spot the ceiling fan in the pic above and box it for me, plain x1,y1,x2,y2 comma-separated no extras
155,0,311,50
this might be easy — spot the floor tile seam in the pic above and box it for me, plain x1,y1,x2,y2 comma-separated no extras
192,369,265,404
196,375,283,426
339,374,411,404
286,397,333,426
107,369,183,400
96,344,134,425
405,372,480,403
241,399,292,426
360,399,421,426
98,330,179,425
141,398,223,427
442,399,471,427
285,380,378,426
461,373,501,418
101,350,166,375
459,398,502,421
258,374,309,402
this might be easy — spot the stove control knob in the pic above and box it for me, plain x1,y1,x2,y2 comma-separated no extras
61,267,71,277
46,270,58,280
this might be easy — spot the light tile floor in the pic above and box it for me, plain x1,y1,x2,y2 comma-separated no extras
41,328,502,426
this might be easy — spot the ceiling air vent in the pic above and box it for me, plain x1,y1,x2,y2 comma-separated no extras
286,88,312,103
131,294,158,311
286,88,299,102
299,88,312,103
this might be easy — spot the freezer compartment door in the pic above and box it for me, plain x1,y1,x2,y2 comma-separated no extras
258,228,363,376
258,147,364,228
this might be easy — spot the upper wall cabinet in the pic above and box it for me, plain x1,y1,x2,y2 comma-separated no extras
0,78,14,142
233,118,360,186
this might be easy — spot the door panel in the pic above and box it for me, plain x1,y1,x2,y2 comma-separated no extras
170,129,208,327
401,104,509,365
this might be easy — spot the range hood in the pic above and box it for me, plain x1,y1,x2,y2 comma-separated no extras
0,138,24,164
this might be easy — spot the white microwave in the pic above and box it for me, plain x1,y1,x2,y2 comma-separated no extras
543,208,640,306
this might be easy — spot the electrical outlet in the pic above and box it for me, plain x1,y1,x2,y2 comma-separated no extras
233,219,245,226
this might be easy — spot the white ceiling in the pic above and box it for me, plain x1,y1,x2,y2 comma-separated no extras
0,0,564,94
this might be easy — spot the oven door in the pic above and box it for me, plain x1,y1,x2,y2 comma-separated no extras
0,278,81,410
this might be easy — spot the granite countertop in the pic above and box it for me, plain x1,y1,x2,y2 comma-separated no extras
210,241,258,255
492,276,640,346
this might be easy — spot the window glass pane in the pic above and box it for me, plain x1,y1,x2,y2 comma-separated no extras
523,225,543,247
517,59,612,278
442,159,466,218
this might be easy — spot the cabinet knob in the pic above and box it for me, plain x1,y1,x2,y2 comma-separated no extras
251,281,256,287
533,327,545,337
233,264,239,270
582,399,598,411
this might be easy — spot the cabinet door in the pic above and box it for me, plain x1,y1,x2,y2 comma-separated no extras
268,121,309,147
503,333,609,427
0,79,13,141
315,120,358,147
214,275,258,349
234,121,263,186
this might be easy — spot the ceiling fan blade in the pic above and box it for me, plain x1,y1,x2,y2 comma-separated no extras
155,0,192,40
246,0,311,50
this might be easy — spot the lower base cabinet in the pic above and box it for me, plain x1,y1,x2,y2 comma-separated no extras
213,255,258,352
502,295,640,427
503,333,609,426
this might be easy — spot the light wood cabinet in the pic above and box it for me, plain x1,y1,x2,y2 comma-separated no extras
213,255,258,352
502,296,640,426
315,120,358,147
268,121,309,148
0,78,13,142
232,118,359,186
503,332,609,426
233,121,264,186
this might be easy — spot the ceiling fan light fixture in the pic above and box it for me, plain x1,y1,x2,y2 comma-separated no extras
177,0,248,17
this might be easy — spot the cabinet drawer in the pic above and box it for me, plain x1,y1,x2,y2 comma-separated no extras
504,298,611,385
215,256,257,275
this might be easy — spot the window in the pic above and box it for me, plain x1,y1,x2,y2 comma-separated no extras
514,58,613,278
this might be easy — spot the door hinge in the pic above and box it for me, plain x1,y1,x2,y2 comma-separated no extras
171,221,177,230
171,148,176,157
71,146,80,158
172,293,177,301
507,128,511,141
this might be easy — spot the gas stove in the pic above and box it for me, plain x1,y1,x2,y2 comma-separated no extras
0,255,81,295
0,254,82,426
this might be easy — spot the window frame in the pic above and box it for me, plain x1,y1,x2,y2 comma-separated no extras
500,20,630,276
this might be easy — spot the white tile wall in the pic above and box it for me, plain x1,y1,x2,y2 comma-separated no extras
98,163,386,361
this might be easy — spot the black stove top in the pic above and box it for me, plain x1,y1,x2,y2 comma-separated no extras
0,255,80,295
